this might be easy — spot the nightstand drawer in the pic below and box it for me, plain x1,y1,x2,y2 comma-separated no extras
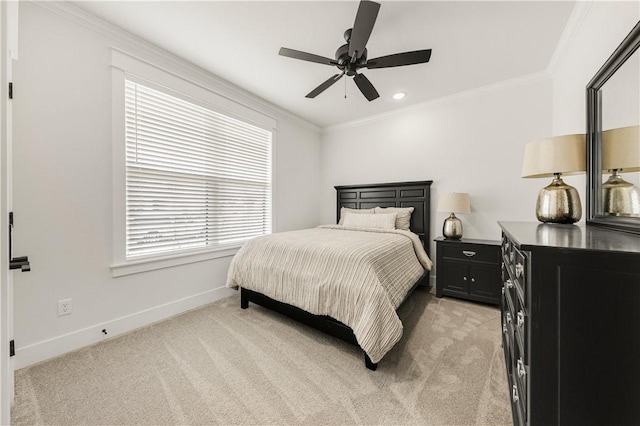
441,243,499,263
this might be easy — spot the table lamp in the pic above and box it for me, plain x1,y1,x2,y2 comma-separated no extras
521,133,585,224
438,193,471,239
602,125,640,216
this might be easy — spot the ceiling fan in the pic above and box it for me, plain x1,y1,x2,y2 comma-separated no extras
279,0,432,102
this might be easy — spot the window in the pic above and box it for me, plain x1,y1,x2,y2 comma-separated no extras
124,78,272,260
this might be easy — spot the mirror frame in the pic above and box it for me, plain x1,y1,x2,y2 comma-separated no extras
586,21,640,235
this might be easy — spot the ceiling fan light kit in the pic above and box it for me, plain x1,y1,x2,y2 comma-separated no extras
278,0,432,102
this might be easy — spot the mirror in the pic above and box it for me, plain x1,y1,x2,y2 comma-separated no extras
587,21,640,234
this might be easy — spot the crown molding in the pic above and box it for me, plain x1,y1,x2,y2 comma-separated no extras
322,70,551,134
33,1,321,134
546,1,592,76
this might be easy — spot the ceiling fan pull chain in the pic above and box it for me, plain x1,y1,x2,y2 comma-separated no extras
344,76,347,99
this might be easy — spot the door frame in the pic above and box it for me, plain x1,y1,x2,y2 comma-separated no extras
1,1,18,423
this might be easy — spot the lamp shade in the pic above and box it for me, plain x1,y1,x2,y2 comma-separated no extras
438,193,471,213
602,125,640,173
521,134,586,178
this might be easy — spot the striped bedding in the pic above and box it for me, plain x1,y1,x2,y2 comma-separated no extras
226,225,432,363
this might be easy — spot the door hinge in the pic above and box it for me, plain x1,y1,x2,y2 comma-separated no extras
9,340,15,357
8,82,13,100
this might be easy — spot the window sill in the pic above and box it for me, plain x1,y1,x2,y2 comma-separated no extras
111,244,241,277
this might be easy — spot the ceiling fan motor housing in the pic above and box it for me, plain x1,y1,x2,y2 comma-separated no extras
335,41,367,76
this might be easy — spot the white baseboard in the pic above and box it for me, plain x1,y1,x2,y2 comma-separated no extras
15,286,235,369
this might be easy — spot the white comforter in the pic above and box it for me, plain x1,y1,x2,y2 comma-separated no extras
226,225,432,363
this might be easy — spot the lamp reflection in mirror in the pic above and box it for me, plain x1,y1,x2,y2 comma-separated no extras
602,125,640,216
437,193,470,239
521,134,586,224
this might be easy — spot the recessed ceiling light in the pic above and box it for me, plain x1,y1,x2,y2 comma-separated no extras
392,92,406,100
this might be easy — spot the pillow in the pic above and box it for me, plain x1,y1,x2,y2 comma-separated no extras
338,207,375,225
374,206,414,231
343,212,397,230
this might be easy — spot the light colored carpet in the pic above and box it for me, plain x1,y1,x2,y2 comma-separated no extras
11,287,511,425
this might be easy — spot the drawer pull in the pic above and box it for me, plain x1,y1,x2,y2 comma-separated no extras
506,279,514,289
516,263,524,278
517,311,525,327
517,359,526,378
463,276,467,281
462,250,476,257
512,385,519,403
471,277,475,283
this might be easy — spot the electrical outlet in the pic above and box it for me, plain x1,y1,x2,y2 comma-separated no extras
57,299,72,316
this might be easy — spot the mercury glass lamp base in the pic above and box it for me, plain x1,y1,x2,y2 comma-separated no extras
536,175,582,224
443,213,463,239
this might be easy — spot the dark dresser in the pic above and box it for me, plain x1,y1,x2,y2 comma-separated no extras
435,237,501,305
499,222,640,426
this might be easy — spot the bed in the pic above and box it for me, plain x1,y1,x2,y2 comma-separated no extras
226,180,433,370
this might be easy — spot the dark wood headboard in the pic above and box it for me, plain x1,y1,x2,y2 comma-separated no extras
334,180,433,257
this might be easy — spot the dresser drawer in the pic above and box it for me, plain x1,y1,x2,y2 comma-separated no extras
441,243,499,263
503,275,516,315
502,236,528,309
501,289,514,376
513,341,528,419
502,234,514,266
512,246,527,305
515,313,527,363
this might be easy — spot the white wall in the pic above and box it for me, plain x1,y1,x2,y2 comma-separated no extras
550,1,640,136
12,2,322,367
321,75,554,264
274,118,323,232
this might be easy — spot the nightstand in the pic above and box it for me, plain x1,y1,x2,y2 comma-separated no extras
435,237,501,305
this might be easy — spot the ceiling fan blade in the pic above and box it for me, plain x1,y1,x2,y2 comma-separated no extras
279,47,337,66
353,73,379,101
306,74,344,98
349,1,380,59
366,49,432,69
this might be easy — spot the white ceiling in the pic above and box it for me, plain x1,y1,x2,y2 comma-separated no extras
74,1,576,128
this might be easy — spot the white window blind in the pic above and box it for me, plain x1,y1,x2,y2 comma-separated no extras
125,78,272,259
